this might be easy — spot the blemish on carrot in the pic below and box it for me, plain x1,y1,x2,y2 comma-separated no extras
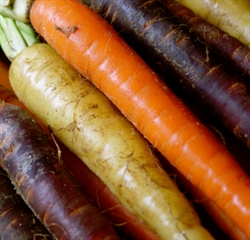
54,25,78,38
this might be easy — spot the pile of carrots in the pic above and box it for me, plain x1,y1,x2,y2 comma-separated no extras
0,0,250,239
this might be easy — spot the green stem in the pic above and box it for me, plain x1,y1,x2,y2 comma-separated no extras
15,20,38,46
0,15,38,61
0,0,34,23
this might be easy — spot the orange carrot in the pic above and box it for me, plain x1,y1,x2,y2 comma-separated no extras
0,59,12,91
158,152,249,240
190,187,248,240
30,0,250,237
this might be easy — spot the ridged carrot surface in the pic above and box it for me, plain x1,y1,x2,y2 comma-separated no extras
30,0,250,237
10,43,214,240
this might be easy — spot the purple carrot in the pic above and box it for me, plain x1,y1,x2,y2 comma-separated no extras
0,167,53,240
0,103,121,240
162,0,250,78
80,0,250,148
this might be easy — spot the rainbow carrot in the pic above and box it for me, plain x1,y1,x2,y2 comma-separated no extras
28,0,250,237
10,43,214,239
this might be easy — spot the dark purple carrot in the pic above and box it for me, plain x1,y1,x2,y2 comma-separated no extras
0,103,120,240
0,167,53,240
162,0,250,78
80,0,250,148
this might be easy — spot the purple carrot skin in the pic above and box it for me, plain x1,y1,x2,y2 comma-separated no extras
0,103,121,240
80,0,250,148
163,0,250,78
0,167,54,240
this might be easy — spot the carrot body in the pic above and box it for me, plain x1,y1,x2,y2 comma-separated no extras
9,43,214,239
0,84,52,137
59,143,160,240
190,187,249,240
158,154,249,240
162,0,250,78
0,59,12,91
0,167,54,240
0,103,121,240
0,86,159,240
80,0,250,148
175,0,250,47
3,74,234,239
0,77,159,240
29,1,250,237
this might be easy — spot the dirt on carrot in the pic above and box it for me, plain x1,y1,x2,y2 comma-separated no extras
28,1,250,238
80,0,250,149
0,167,54,240
175,0,250,47
0,102,121,240
162,0,250,78
9,43,215,239
0,84,159,240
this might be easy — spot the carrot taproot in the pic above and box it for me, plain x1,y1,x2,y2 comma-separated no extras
177,90,250,176
189,186,249,240
59,142,160,240
0,102,121,240
0,84,159,240
175,0,250,47
29,1,250,237
9,43,215,239
0,167,54,240
162,0,250,78
79,0,250,149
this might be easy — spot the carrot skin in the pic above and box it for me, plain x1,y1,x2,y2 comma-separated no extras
0,59,12,91
80,0,250,148
175,0,250,48
10,43,215,239
0,85,53,138
156,150,249,240
3,59,248,182
60,143,160,240
0,167,54,240
0,83,159,240
0,103,120,240
29,1,250,237
162,0,250,78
